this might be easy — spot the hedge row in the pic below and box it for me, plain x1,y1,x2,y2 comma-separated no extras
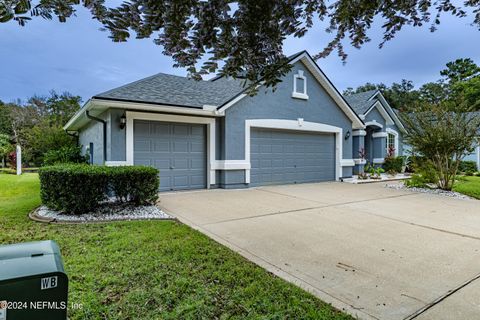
39,164,159,214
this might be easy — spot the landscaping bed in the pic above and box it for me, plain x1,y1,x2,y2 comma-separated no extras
386,182,474,200
0,173,351,320
31,203,172,223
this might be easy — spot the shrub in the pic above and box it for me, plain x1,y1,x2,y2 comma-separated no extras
458,161,478,175
39,164,109,214
383,156,403,173
39,164,159,214
43,146,88,166
405,174,429,188
109,166,160,205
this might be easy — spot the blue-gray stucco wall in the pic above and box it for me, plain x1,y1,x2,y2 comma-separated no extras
223,61,355,184
78,110,107,164
365,107,386,128
78,109,127,164
108,109,126,161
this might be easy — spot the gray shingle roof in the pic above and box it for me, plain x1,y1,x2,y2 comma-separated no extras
94,73,246,108
343,90,378,115
93,51,308,108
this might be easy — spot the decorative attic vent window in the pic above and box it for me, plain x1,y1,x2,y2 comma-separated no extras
292,70,308,100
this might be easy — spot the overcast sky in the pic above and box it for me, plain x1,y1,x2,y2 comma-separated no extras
1,6,479,103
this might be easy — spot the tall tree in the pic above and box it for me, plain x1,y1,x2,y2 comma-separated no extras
1,1,479,89
440,58,480,83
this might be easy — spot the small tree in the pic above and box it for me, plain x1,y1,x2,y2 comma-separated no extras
401,100,480,190
0,134,13,167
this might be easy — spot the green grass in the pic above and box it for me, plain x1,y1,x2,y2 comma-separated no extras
454,176,480,199
0,174,350,320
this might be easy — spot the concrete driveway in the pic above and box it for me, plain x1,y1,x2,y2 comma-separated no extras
158,182,480,320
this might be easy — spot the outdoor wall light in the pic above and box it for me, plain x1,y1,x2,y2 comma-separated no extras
120,113,126,129
344,130,351,140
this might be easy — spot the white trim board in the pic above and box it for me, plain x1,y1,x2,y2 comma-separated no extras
125,111,217,188
371,91,407,132
64,98,220,131
365,120,383,129
244,119,345,182
352,130,367,137
372,132,388,138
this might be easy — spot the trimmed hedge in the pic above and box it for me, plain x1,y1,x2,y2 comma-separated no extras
39,164,159,214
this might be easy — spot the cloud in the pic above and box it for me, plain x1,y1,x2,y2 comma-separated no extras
0,7,478,102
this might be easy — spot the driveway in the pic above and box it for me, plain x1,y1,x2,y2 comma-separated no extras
158,182,480,320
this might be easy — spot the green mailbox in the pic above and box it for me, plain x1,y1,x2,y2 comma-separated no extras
0,240,68,320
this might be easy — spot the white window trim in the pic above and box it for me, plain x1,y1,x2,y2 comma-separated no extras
125,111,216,188
292,70,309,100
386,128,399,156
244,119,345,183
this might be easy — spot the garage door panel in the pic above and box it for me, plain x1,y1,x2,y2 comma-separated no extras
251,128,335,186
134,120,207,191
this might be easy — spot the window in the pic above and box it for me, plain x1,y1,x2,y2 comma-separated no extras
386,129,398,157
292,70,308,100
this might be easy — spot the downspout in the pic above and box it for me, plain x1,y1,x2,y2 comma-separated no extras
86,110,107,163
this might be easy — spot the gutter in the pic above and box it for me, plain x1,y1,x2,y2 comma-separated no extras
86,110,107,163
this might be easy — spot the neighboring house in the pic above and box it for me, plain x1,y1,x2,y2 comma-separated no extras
344,90,406,173
64,51,403,191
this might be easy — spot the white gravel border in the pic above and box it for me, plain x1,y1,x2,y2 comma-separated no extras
385,183,474,200
32,204,173,223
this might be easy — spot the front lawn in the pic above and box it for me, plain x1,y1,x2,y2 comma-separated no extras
453,176,480,199
0,174,350,320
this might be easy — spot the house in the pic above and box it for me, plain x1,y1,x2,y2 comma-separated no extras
64,51,405,191
344,90,406,172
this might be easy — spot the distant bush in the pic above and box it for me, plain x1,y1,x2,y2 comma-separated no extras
39,164,159,214
43,146,87,166
458,161,478,175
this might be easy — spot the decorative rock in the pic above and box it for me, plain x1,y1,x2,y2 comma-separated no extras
33,204,173,223
385,183,473,200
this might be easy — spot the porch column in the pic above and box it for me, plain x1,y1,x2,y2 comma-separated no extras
352,130,366,174
372,131,387,165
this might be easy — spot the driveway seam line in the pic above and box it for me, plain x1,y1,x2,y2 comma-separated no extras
403,272,480,320
201,192,417,227
195,223,381,320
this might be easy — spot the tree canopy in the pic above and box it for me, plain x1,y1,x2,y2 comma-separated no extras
2,0,479,88
1,91,82,166
344,57,480,111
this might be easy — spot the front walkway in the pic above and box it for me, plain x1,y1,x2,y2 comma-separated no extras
159,182,480,320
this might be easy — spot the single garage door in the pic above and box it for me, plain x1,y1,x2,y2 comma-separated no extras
250,128,336,186
134,120,207,191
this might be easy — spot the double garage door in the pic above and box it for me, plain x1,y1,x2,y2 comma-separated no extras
250,128,336,186
133,120,336,191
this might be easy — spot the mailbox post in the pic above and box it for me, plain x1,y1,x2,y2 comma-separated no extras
0,240,68,320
